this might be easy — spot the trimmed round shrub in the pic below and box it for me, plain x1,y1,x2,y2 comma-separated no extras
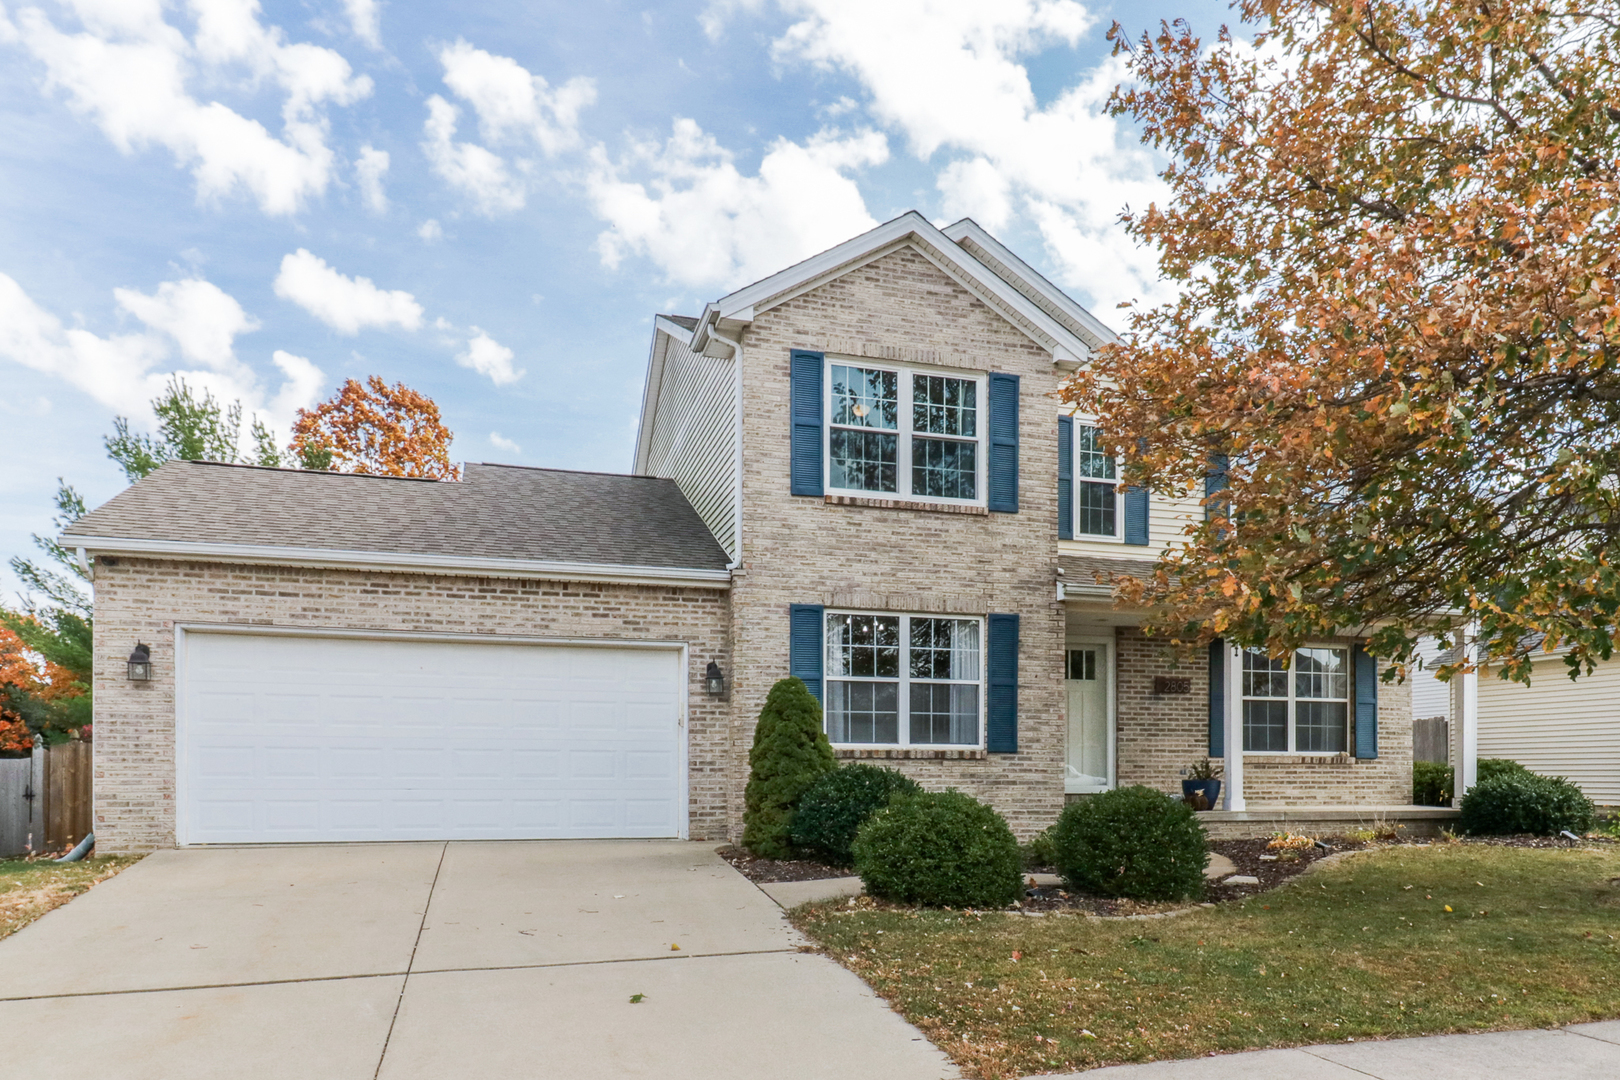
743,677,836,859
1053,786,1208,901
1459,772,1595,836
790,763,921,866
1477,758,1531,784
852,790,1022,908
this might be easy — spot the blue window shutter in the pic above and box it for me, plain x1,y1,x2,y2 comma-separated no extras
1056,416,1073,540
1124,485,1149,545
1205,453,1229,521
986,613,1019,752
1208,639,1225,758
987,373,1019,513
1353,643,1378,759
789,604,825,703
790,350,824,496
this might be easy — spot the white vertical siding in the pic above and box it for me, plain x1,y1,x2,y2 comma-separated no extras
1410,636,1452,721
1477,655,1620,805
643,332,738,560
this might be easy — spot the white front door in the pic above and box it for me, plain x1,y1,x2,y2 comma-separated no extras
1065,642,1113,793
178,631,686,844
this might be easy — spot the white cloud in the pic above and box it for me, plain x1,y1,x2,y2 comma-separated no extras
355,144,389,213
343,0,380,48
767,0,1168,309
456,328,523,385
113,277,260,372
10,0,372,216
437,39,595,154
273,249,424,335
0,271,323,433
417,219,443,242
488,431,520,454
587,118,888,290
421,95,526,215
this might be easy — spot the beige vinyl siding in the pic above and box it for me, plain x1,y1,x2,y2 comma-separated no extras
1477,655,1620,805
643,332,737,559
1410,636,1452,720
1059,486,1201,561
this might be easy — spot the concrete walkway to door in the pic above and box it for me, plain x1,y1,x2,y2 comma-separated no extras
0,841,959,1080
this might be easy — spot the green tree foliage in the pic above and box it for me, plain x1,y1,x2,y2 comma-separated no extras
851,790,1023,908
1053,786,1208,901
742,678,836,858
104,376,282,482
790,763,921,867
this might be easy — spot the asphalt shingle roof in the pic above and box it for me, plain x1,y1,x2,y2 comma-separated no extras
63,460,731,572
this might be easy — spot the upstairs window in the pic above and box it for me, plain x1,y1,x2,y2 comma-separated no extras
829,363,984,504
1074,423,1118,537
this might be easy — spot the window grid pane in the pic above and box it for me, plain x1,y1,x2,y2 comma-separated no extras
825,613,982,748
912,437,976,500
826,614,901,677
830,365,898,429
909,683,979,745
1295,648,1349,701
1075,425,1116,479
1076,480,1116,536
829,430,898,493
910,619,980,680
827,681,899,744
1296,701,1348,752
1243,700,1289,752
911,375,976,437
1242,649,1289,698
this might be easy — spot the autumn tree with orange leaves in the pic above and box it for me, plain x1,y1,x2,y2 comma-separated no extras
1068,0,1620,683
290,376,460,479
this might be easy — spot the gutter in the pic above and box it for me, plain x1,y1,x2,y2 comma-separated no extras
65,535,732,590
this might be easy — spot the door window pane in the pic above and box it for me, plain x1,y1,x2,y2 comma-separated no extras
827,681,899,744
1066,649,1097,681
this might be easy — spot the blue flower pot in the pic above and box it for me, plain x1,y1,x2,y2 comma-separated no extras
1181,779,1222,809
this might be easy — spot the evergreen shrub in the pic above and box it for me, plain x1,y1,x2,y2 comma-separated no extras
851,790,1022,908
1459,772,1595,836
742,677,836,859
790,763,920,866
1053,786,1208,901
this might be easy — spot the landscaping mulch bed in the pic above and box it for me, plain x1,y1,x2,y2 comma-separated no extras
717,845,850,883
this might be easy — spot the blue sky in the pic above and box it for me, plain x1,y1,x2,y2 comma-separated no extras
0,0,1231,601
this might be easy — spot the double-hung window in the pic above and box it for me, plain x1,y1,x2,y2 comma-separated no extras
828,363,984,504
1073,423,1120,538
824,612,983,747
1241,646,1350,753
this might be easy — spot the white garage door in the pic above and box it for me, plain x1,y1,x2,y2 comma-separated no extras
178,632,685,844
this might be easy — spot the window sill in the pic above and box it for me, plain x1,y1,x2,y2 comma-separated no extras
823,494,988,516
834,747,988,760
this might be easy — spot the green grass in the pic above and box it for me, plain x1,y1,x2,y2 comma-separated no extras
791,844,1620,1078
0,855,141,942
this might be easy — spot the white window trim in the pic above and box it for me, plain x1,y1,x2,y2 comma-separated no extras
1239,643,1352,755
825,358,988,508
1067,415,1124,543
824,610,986,750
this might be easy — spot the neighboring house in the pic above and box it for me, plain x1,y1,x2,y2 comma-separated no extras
65,211,1428,854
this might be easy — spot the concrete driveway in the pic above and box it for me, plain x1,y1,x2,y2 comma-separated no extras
0,841,958,1080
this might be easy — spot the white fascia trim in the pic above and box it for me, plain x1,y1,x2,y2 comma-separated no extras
703,212,1091,362
942,218,1118,350
70,536,732,589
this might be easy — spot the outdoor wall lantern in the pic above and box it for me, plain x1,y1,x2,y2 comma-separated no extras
704,661,727,697
127,643,153,682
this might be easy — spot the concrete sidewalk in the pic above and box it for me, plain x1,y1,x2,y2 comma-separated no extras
0,841,959,1080
1050,1023,1620,1078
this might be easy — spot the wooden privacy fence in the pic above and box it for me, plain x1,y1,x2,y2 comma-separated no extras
0,740,93,857
1413,716,1450,765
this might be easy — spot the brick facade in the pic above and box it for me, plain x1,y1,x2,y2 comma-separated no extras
725,246,1067,840
1112,626,1413,805
89,557,730,853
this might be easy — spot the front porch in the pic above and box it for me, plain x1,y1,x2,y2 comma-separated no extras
1196,805,1460,840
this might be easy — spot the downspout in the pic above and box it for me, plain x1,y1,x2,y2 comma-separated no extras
710,327,746,572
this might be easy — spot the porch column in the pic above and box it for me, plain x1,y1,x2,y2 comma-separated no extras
1460,625,1479,795
1223,642,1245,811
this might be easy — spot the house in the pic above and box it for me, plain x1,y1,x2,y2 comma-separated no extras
65,211,1446,853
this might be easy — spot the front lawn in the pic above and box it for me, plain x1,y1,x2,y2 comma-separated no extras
0,856,141,942
792,844,1620,1078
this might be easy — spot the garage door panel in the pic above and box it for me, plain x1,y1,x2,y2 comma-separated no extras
181,633,685,843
